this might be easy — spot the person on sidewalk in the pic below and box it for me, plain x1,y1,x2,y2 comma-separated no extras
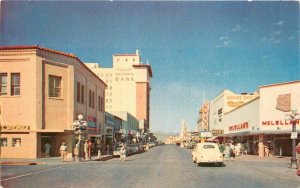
59,142,68,162
230,147,236,162
44,143,51,157
84,140,89,161
296,143,300,169
224,143,230,161
73,144,80,162
120,143,127,162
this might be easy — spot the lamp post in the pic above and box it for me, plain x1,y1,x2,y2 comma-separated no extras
73,114,87,161
285,110,300,168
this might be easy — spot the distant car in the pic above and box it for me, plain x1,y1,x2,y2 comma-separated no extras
186,141,196,149
192,142,224,166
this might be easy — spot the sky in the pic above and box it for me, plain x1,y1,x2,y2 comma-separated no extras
1,1,299,134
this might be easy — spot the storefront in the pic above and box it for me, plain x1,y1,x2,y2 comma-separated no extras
222,80,300,157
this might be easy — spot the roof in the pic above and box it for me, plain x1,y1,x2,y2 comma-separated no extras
0,45,107,87
259,80,300,89
113,54,138,56
132,64,153,77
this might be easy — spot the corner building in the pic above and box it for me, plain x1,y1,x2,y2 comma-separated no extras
85,50,152,133
0,46,106,158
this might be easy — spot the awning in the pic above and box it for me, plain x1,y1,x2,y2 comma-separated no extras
206,136,222,142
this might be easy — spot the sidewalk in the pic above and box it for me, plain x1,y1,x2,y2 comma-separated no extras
234,154,291,163
0,155,113,166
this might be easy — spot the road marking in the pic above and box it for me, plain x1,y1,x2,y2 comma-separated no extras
0,165,65,182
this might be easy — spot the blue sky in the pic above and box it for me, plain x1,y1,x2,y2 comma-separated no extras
1,1,299,134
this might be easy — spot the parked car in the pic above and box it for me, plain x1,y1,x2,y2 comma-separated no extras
192,142,224,166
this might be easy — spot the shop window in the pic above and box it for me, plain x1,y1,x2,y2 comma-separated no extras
49,75,61,98
0,138,8,147
11,73,20,95
12,138,21,147
0,73,7,95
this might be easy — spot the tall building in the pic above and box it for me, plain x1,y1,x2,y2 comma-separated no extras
0,46,106,158
85,50,152,133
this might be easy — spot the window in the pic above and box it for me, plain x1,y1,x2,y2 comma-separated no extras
49,75,61,97
81,85,84,103
98,95,101,111
0,73,7,95
77,82,81,102
11,73,20,95
92,92,95,108
89,90,92,107
0,138,8,147
12,138,21,147
101,97,104,112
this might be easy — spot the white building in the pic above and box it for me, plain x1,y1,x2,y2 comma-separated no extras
223,80,300,157
85,50,152,133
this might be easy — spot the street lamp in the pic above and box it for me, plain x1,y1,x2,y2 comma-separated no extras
73,114,87,161
285,109,300,168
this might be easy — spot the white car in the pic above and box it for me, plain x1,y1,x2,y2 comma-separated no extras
192,142,224,166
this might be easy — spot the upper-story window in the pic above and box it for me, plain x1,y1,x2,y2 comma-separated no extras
76,82,84,104
49,75,61,98
133,58,135,62
11,73,20,96
125,58,128,62
0,73,7,96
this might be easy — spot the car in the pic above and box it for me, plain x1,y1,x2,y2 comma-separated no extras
192,142,224,166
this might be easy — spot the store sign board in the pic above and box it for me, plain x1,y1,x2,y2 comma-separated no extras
200,131,212,138
87,116,96,131
276,94,291,112
0,125,30,131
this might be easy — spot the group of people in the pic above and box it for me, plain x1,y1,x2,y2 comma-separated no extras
223,142,244,161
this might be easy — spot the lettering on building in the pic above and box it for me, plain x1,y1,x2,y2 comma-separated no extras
115,68,135,82
211,129,224,136
0,125,30,130
261,120,299,126
229,122,249,131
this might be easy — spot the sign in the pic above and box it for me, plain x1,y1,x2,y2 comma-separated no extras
291,132,298,139
115,68,135,82
0,125,30,131
276,94,291,112
212,129,224,136
87,116,96,131
262,120,299,126
229,122,249,132
200,131,212,138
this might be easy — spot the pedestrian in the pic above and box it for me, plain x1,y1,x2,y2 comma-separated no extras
296,143,300,169
224,143,230,161
44,143,51,157
120,143,127,162
59,142,68,162
264,144,270,157
84,140,89,161
73,144,80,162
230,148,236,162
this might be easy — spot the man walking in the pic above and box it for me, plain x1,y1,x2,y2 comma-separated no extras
60,142,68,162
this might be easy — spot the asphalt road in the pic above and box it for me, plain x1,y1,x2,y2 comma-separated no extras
1,145,300,188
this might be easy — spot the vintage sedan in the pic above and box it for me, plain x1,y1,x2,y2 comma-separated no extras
192,142,224,166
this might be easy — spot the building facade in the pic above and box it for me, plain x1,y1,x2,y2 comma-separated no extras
209,90,259,131
0,46,106,158
85,50,152,133
222,80,300,157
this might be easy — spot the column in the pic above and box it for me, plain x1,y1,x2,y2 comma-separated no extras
258,134,265,157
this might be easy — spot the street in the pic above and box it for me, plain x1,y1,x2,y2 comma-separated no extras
1,145,300,188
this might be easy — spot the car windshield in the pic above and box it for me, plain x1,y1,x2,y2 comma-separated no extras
203,145,215,149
